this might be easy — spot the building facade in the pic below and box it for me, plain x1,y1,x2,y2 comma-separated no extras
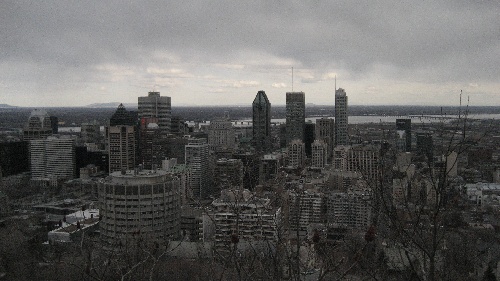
311,140,328,169
23,109,53,141
30,135,76,182
98,169,180,246
252,90,272,152
286,92,305,145
287,139,305,169
185,138,210,199
334,88,348,146
138,91,172,133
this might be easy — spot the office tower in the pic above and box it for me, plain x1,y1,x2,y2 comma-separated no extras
208,118,235,158
213,158,244,195
49,116,58,134
328,189,372,229
23,109,53,141
30,135,76,182
304,122,315,156
138,91,171,133
252,90,271,152
396,119,411,152
335,88,348,146
286,92,305,145
138,117,160,169
316,118,335,159
107,104,136,173
98,169,180,246
287,139,305,169
185,138,210,199
311,140,328,169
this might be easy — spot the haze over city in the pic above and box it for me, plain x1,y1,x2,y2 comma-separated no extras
1,1,499,107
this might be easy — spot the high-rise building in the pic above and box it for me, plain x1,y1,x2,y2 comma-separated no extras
138,117,160,169
304,122,315,156
289,189,326,236
107,104,136,173
335,88,348,146
286,92,305,145
287,139,305,169
98,169,180,246
138,91,171,133
315,118,335,159
396,119,411,152
30,135,76,182
252,90,272,152
23,109,53,141
208,118,235,157
0,141,29,177
185,138,210,199
311,140,328,169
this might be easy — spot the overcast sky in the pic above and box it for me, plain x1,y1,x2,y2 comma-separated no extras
1,1,498,107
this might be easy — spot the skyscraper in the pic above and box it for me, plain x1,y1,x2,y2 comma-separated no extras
315,118,335,159
138,91,171,133
107,104,136,173
252,90,271,152
286,92,305,145
335,88,348,146
185,138,210,199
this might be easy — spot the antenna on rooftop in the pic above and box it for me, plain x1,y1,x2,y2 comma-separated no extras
292,67,294,92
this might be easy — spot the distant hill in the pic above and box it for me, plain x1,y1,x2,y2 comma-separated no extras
0,104,16,108
85,102,137,108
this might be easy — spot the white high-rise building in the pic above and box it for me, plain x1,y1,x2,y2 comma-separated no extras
138,91,171,133
23,109,53,141
185,138,210,199
30,135,75,181
335,88,348,146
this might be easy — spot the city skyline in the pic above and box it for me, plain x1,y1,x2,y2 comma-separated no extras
1,2,499,107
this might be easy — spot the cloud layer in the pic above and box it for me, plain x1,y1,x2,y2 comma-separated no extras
1,1,498,106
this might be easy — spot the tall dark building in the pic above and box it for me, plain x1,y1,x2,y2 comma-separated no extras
304,122,315,157
335,88,348,146
396,119,411,152
286,92,305,145
416,132,433,160
0,141,29,177
107,104,136,173
49,116,58,134
252,90,271,152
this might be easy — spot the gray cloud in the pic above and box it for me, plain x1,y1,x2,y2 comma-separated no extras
0,0,498,106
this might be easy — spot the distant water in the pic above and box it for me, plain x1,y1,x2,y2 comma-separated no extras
57,114,499,132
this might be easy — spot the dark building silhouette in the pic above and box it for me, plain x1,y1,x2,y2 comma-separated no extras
252,90,272,152
286,92,305,145
49,116,58,134
109,103,137,126
0,141,29,177
75,146,109,177
304,122,315,157
416,132,433,160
